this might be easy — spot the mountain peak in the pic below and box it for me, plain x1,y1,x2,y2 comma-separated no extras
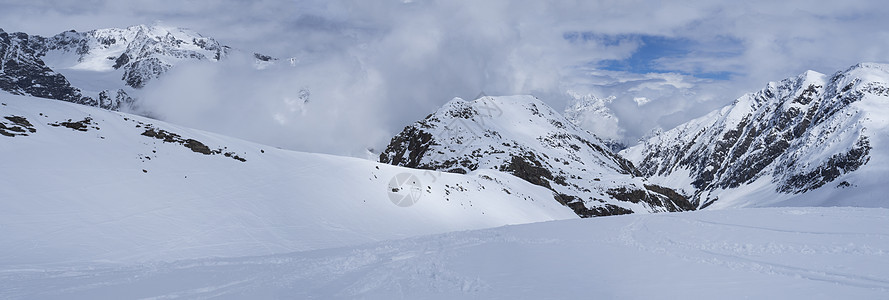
115,23,209,43
623,62,889,209
847,62,889,72
563,91,624,148
380,94,693,217
798,69,826,84
0,24,239,110
564,91,615,115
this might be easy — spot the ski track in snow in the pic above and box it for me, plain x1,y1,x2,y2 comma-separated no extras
621,213,889,291
2,207,888,299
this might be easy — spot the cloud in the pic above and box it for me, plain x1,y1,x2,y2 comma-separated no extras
3,0,889,153
560,68,734,144
633,97,651,106
137,53,394,156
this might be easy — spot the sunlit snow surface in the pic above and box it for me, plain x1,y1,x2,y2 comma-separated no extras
2,207,888,299
2,93,888,299
0,93,575,266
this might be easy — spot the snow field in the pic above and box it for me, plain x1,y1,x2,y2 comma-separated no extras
2,207,886,299
0,93,576,266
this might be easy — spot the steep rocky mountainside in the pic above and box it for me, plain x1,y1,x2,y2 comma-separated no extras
380,95,694,217
622,63,889,209
0,24,233,110
0,29,92,106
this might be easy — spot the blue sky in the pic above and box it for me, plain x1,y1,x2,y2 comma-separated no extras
565,33,742,80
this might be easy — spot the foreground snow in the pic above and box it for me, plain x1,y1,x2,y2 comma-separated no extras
3,207,887,299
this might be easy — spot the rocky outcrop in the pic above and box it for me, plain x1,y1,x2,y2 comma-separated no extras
0,29,92,105
381,95,693,217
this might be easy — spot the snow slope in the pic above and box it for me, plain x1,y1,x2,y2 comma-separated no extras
3,207,887,299
622,63,889,209
0,92,576,266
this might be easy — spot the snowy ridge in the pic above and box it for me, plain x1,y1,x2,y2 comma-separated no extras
380,95,694,217
3,207,887,299
0,92,576,265
0,24,263,111
622,63,889,209
40,24,229,90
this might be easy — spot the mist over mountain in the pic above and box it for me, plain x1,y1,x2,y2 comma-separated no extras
7,0,889,156
3,1,889,297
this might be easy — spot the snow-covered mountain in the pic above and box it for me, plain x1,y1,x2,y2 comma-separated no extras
622,63,889,209
379,95,694,217
0,24,242,111
0,29,91,106
0,92,576,265
563,91,626,152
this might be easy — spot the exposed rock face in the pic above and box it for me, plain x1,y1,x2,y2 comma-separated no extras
0,115,37,137
0,24,237,110
37,25,230,89
97,89,134,111
0,29,92,105
622,63,889,208
140,126,246,162
380,95,693,217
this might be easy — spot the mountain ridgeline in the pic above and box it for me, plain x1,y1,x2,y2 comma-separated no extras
379,95,694,217
622,63,889,208
3,23,888,214
0,24,234,111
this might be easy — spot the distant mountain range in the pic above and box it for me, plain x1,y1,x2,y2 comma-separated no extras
622,63,889,209
0,24,267,111
2,24,887,223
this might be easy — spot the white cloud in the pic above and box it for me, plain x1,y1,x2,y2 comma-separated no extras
633,97,651,106
3,0,889,152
